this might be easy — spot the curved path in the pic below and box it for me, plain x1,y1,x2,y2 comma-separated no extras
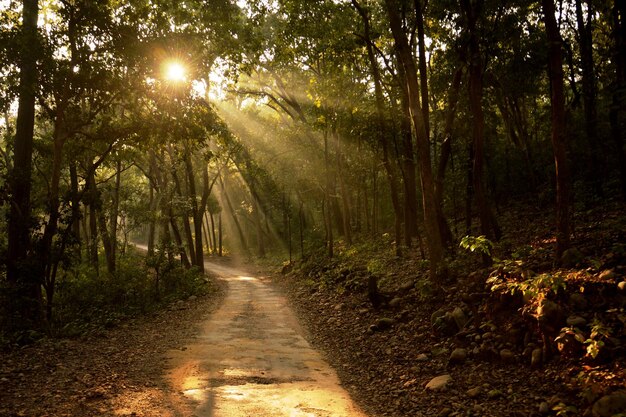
167,261,367,417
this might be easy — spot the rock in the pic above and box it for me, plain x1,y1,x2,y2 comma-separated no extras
389,298,402,308
188,295,197,302
500,349,515,363
539,401,550,415
376,317,395,330
592,391,626,417
416,353,429,361
599,269,617,281
537,299,564,327
531,348,543,368
487,389,503,399
450,307,467,331
425,375,452,391
569,293,588,310
399,280,415,292
432,311,457,336
618,282,626,292
467,387,481,398
431,308,447,324
334,303,343,310
561,247,584,268
566,315,587,328
449,348,468,364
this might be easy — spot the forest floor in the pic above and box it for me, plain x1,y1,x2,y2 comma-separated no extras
0,274,225,417
273,199,626,417
2,200,625,417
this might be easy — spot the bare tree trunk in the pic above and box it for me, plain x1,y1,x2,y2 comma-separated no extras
384,0,444,277
542,0,572,260
7,0,41,326
575,0,602,196
461,0,501,241
353,0,404,256
610,0,626,199
435,67,463,247
219,174,248,255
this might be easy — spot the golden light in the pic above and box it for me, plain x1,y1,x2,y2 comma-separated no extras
164,61,186,82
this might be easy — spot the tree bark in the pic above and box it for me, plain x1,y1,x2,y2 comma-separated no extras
384,0,444,277
610,0,626,199
575,0,602,195
353,0,404,256
542,0,572,260
7,0,41,326
461,0,501,241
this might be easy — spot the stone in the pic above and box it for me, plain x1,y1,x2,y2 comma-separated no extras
538,402,550,415
566,315,587,328
431,308,447,324
376,317,395,330
425,375,452,391
487,389,503,399
389,298,402,308
531,348,543,368
188,295,197,301
569,293,588,310
618,282,626,292
450,307,467,331
561,247,584,268
500,349,515,363
599,269,617,281
399,280,415,292
449,348,467,364
537,299,564,327
592,391,626,417
467,387,481,398
416,353,429,361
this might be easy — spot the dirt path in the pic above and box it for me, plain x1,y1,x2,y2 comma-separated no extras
166,261,368,417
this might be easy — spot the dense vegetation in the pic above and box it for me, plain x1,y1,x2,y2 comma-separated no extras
1,0,624,348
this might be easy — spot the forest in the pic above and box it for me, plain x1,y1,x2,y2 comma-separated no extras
1,0,626,416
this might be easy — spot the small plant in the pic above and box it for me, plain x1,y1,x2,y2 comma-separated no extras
584,319,611,359
487,271,566,300
460,235,494,257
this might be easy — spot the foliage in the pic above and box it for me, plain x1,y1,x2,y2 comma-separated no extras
460,235,494,257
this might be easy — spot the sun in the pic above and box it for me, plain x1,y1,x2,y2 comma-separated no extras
164,61,186,82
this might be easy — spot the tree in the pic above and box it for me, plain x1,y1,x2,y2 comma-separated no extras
6,0,41,327
542,0,571,260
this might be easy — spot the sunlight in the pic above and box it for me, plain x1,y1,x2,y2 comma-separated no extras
164,61,186,82
236,276,256,281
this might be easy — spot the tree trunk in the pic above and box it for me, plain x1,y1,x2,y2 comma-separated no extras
219,174,248,255
171,165,195,265
611,0,626,199
6,0,41,326
324,128,334,258
218,213,223,257
384,0,444,277
435,67,463,247
461,0,501,241
575,0,602,196
109,159,122,273
353,0,403,256
542,0,572,260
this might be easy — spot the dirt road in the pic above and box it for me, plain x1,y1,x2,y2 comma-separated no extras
167,261,367,417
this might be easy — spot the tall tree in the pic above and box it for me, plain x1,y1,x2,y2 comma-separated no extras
7,0,41,325
542,0,571,260
384,0,444,279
